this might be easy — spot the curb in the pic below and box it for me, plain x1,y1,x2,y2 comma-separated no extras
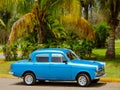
0,74,16,79
100,78,120,82
0,74,120,82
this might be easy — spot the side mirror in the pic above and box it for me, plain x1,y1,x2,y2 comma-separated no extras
63,61,67,64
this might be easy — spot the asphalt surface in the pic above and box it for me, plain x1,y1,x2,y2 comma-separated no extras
0,78,120,90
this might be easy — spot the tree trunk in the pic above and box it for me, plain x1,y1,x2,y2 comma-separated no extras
105,0,120,60
37,26,43,44
84,5,88,20
105,28,115,59
90,6,93,24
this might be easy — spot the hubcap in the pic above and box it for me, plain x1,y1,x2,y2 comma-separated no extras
78,76,87,86
25,75,33,85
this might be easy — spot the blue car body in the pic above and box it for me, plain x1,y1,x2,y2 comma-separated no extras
10,48,105,86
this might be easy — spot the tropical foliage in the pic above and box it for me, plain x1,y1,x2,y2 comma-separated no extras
1,0,95,60
94,22,110,48
0,0,120,61
7,0,94,44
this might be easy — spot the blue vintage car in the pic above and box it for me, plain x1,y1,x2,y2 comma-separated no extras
10,48,105,87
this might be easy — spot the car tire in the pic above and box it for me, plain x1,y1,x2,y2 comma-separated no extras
77,73,91,87
23,73,36,85
92,79,100,83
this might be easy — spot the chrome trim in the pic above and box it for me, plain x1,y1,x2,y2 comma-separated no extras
95,74,106,79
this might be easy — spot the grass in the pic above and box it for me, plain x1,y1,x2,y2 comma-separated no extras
105,60,120,78
92,40,120,60
0,60,15,74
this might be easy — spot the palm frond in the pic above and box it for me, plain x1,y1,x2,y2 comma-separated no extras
61,13,94,40
0,19,5,27
98,0,120,18
0,0,16,12
7,13,35,44
76,17,94,40
49,0,81,24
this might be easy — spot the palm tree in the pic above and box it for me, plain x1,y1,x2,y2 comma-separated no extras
0,0,34,28
8,0,94,45
0,0,34,41
98,0,120,59
0,0,15,38
0,0,35,60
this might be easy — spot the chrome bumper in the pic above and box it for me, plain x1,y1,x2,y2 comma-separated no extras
95,74,106,79
95,67,106,79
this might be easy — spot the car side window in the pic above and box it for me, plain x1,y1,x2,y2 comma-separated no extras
36,54,49,62
52,54,66,63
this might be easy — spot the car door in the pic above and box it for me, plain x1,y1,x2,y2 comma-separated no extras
49,53,72,80
34,53,50,80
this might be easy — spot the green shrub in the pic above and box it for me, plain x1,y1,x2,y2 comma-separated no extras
72,40,94,59
94,22,109,48
2,45,12,61
2,43,18,61
10,43,18,61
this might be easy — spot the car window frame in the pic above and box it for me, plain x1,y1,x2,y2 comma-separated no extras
35,53,50,63
51,53,67,63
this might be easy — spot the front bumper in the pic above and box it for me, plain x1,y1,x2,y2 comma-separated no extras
95,68,105,79
95,74,106,79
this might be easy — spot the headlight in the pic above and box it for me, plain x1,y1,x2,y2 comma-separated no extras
103,63,106,67
96,66,98,71
100,62,106,67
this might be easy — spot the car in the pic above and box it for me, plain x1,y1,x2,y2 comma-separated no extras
10,48,105,87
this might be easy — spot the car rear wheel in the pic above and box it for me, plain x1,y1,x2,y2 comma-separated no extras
77,73,91,87
23,73,36,85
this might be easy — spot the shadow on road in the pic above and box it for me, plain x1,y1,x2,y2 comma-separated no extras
13,81,107,87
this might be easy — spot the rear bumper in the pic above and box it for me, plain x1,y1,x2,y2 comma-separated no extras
9,71,14,75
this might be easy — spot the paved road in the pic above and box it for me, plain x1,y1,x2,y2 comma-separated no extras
0,78,120,90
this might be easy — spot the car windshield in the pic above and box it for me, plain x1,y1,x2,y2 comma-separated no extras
66,51,79,61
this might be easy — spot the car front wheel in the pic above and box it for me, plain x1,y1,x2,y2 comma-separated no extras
77,73,91,87
23,73,36,85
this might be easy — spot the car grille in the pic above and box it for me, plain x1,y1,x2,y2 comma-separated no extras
96,68,105,77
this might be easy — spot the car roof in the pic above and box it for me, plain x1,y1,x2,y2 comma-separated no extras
33,48,71,54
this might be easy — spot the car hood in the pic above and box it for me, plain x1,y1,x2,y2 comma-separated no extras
71,59,105,70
